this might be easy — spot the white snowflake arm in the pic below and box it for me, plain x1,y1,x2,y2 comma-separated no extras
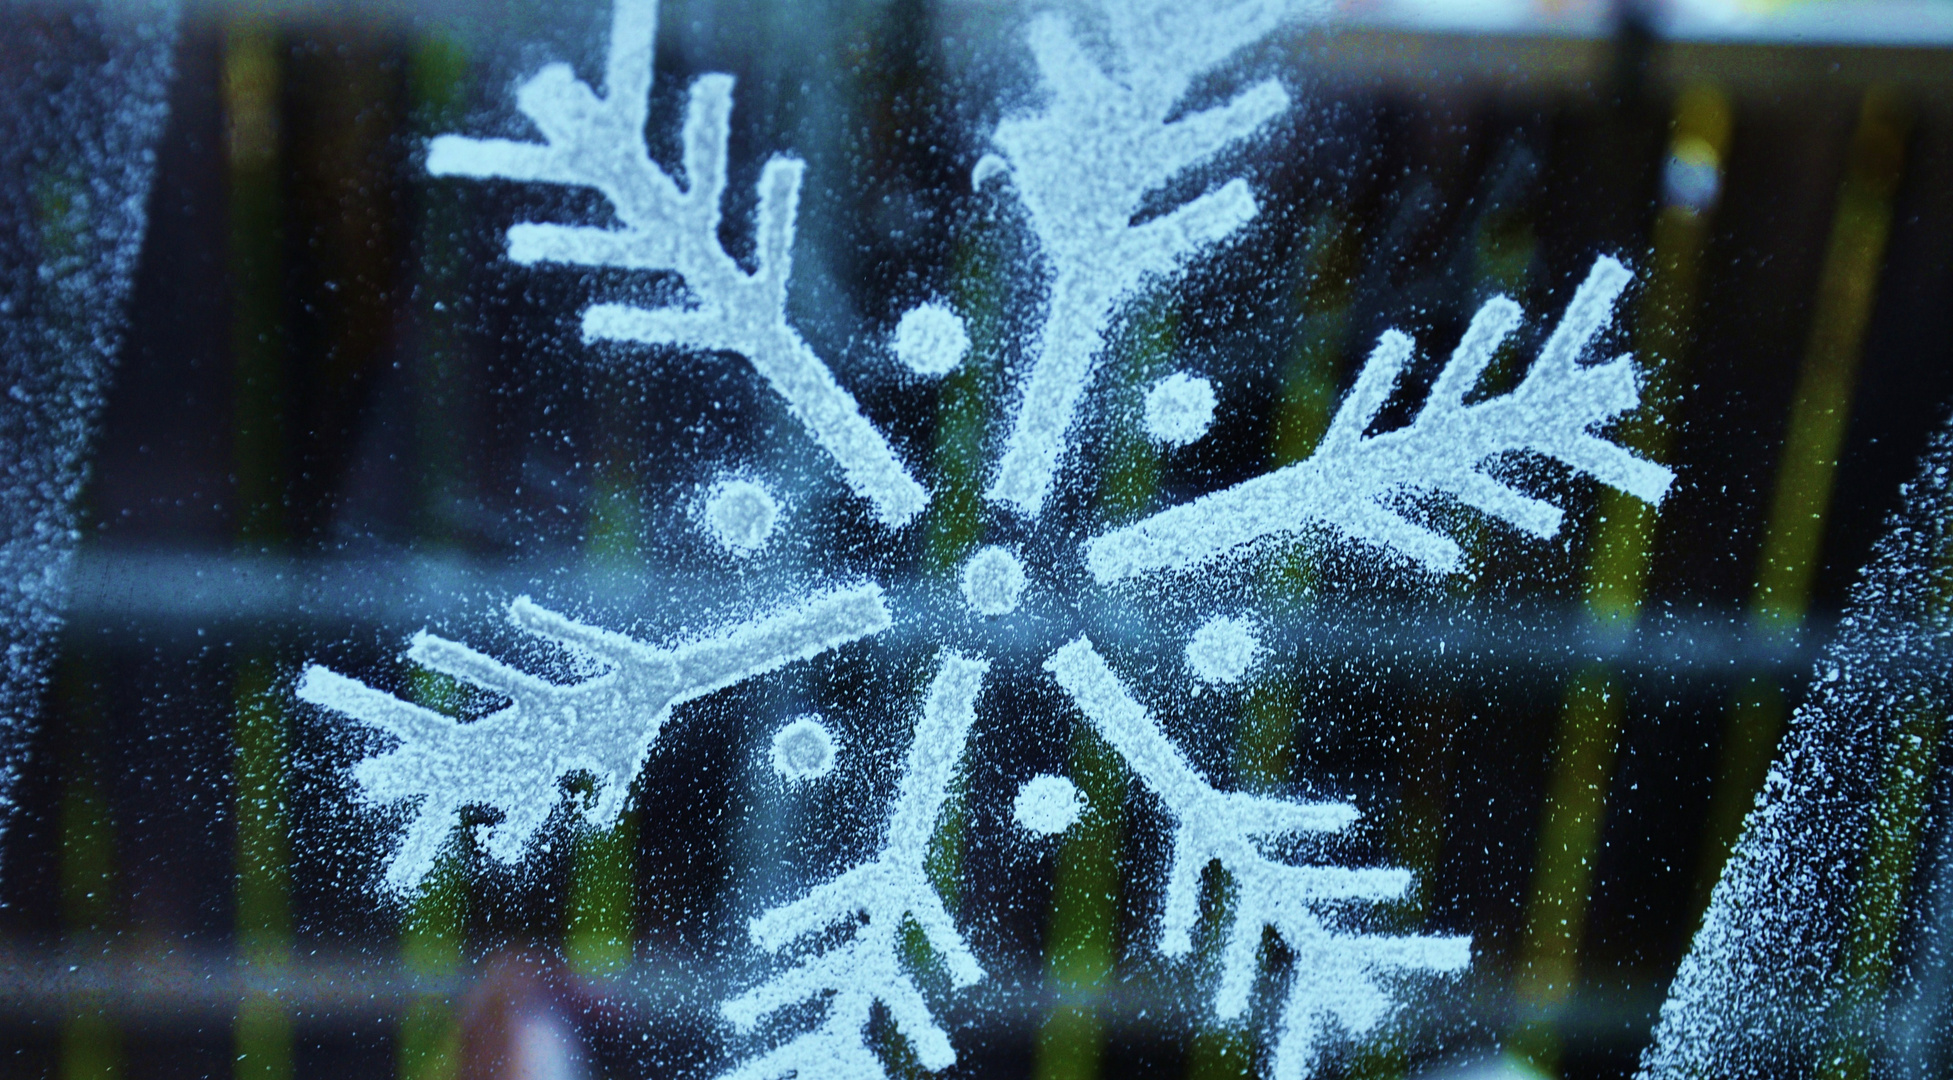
1087,256,1676,582
1047,638,1471,1080
744,862,882,950
720,936,865,1029
717,653,987,1080
296,585,891,893
716,987,892,1080
425,0,926,526
983,0,1308,518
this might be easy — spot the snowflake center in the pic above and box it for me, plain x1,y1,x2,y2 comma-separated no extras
960,545,1026,616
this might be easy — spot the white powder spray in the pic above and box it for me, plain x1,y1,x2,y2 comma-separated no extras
0,2,178,854
298,585,891,892
719,653,988,1079
1145,372,1218,446
1639,418,1953,1078
1186,615,1261,685
1013,773,1084,836
981,0,1311,518
705,477,779,554
960,545,1026,616
427,0,926,526
892,302,969,377
770,716,837,783
1088,257,1674,583
1047,638,1470,1078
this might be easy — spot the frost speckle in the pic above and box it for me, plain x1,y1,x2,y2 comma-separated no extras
1187,615,1261,685
706,478,779,554
1145,371,1217,446
1013,773,1084,836
770,716,837,783
892,303,969,377
960,545,1025,616
0,4,178,842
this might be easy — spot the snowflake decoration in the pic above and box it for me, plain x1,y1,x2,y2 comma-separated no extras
719,654,987,1080
296,586,890,891
296,0,1677,1077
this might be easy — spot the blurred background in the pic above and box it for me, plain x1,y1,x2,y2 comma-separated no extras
3,0,1953,1078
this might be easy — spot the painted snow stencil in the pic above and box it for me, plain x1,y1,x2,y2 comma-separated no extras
1640,417,1953,1079
1089,256,1675,582
980,0,1309,517
1050,640,1472,1080
289,0,1692,1077
719,654,986,1080
297,586,891,891
423,0,926,526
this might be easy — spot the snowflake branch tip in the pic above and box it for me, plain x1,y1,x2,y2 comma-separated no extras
1267,932,1473,1080
717,652,986,1080
427,0,925,527
982,3,1304,518
297,586,890,892
1085,255,1676,583
1046,638,1469,1079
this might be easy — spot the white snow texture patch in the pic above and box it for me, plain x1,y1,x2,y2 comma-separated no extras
1088,256,1675,582
1047,638,1471,1080
1014,773,1084,836
719,653,987,1080
0,1,178,850
298,585,890,892
1639,416,1953,1078
1146,371,1218,446
960,544,1026,616
892,302,969,377
982,0,1312,518
425,0,926,527
1187,615,1261,684
706,477,779,554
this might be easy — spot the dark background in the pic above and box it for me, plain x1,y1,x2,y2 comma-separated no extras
4,1,1953,1078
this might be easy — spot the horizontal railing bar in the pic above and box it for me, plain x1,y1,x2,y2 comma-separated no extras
58,549,1838,679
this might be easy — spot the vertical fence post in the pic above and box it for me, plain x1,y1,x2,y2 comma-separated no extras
235,656,293,1080
224,20,293,1080
59,657,119,1080
1511,84,1732,1076
1035,292,1174,1080
1694,87,1911,915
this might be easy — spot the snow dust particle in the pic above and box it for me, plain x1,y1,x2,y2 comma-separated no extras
1144,372,1216,446
705,478,778,553
892,302,969,377
960,545,1026,616
1013,773,1083,836
1187,615,1261,684
770,716,837,782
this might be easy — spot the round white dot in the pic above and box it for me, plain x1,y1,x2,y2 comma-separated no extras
704,478,778,554
1013,774,1083,836
770,717,837,783
892,303,970,377
1144,372,1217,447
960,545,1025,616
1186,615,1261,685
